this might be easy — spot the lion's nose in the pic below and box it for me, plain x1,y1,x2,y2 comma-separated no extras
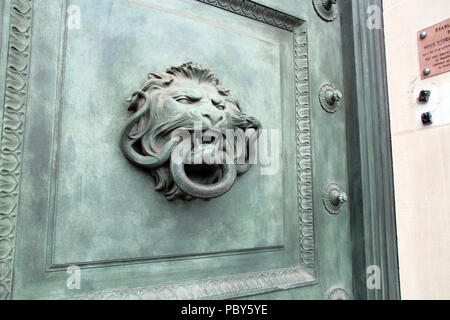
202,112,224,126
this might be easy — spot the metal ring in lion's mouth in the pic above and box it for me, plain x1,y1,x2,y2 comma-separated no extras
170,143,237,199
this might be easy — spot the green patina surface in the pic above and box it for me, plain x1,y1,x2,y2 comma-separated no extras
1,0,399,300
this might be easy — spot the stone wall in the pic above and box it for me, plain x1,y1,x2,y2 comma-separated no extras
383,0,450,299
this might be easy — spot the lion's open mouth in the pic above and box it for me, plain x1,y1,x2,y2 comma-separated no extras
184,164,223,185
183,132,226,185
169,134,237,199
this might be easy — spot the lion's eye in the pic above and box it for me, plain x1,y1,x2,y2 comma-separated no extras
175,96,198,104
212,99,225,110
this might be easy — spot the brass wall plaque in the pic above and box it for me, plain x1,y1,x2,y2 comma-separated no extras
418,18,450,79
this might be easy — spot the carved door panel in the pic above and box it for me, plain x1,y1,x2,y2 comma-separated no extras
2,0,353,299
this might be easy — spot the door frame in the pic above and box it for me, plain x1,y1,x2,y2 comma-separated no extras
0,0,400,300
341,0,400,300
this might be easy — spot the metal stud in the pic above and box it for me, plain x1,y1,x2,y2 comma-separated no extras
319,83,342,113
327,288,352,300
313,0,338,22
322,182,348,215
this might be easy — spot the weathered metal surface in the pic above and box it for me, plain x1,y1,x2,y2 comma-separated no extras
0,0,400,301
6,0,324,300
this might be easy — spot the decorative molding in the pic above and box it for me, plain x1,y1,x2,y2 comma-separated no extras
196,0,298,31
293,23,314,269
0,0,33,300
73,266,314,300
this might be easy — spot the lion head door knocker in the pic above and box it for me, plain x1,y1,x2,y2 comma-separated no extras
120,62,262,201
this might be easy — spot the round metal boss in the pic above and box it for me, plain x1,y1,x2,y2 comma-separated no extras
327,287,352,300
319,83,342,113
322,182,347,214
313,0,338,22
